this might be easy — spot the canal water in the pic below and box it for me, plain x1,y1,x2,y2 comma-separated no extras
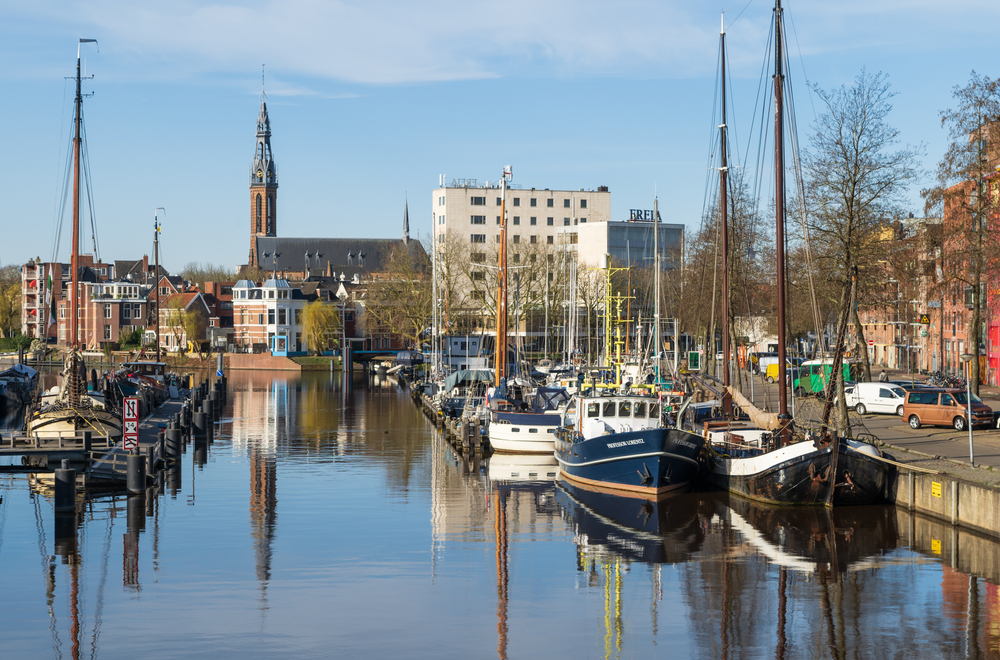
2,370,1000,659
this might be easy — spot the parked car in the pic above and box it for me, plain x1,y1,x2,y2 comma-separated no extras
889,379,934,391
902,388,993,430
764,362,801,384
844,382,908,416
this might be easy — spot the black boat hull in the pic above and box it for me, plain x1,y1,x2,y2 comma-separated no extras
708,442,834,506
832,442,889,506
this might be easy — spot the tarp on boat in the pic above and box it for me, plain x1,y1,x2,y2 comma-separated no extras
443,369,494,392
532,387,571,413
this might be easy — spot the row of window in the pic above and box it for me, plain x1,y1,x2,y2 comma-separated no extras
471,234,576,245
468,216,586,226
444,196,589,209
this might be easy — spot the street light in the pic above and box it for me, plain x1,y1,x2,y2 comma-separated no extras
960,352,975,466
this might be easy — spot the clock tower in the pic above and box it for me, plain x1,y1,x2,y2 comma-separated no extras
248,96,278,268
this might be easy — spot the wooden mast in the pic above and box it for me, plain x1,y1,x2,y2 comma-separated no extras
70,47,83,350
494,167,512,387
720,15,732,417
774,0,792,445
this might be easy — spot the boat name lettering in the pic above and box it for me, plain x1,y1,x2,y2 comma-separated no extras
674,439,698,450
607,439,644,449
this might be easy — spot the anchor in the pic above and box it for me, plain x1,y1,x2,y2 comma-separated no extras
637,463,653,486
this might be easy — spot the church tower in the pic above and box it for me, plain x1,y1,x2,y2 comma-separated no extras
248,95,278,268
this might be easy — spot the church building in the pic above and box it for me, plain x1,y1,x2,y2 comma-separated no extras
244,94,424,281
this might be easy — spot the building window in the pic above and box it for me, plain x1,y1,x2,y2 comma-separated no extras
513,198,520,207
345,311,355,322
471,196,486,206
530,217,537,225
548,272,555,282
513,216,520,225
513,254,520,264
471,234,486,243
439,196,444,205
471,215,486,224
564,217,570,226
580,199,587,209
104,325,112,340
438,234,445,243
546,199,554,208
547,236,554,244
472,271,485,281
569,233,578,244
580,217,587,223
564,199,570,208
472,253,486,263
513,235,520,243
268,309,275,324
258,313,264,325
496,216,501,224
530,198,537,207
439,215,445,225
123,305,131,320
104,304,112,319
547,217,554,226
496,197,502,206
278,309,286,325
530,235,537,244
530,254,537,263
256,194,262,233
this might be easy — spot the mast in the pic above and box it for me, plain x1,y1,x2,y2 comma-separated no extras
653,197,661,381
774,0,792,444
154,210,162,361
494,166,512,387
720,15,732,416
69,48,84,349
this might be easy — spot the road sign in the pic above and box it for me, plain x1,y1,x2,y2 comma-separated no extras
688,351,701,371
919,314,931,324
123,396,139,451
868,339,874,347
216,369,223,378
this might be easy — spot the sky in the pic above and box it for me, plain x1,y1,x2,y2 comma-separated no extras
1,0,995,275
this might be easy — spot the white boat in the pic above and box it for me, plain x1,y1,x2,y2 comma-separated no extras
488,386,571,454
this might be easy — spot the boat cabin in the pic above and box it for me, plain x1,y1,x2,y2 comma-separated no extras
572,395,663,438
121,361,167,383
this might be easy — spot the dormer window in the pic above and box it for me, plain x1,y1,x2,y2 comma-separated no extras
359,252,366,267
347,252,354,266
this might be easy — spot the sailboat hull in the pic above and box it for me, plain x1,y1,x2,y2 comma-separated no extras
708,441,834,506
832,441,889,506
27,406,123,441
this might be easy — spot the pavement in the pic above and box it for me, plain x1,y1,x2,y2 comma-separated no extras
732,366,1000,485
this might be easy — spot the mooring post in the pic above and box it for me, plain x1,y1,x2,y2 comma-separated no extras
192,411,207,440
165,428,182,460
203,398,214,423
54,461,76,512
127,453,146,493
82,430,92,453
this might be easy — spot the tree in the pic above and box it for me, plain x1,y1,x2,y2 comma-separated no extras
922,72,1000,395
181,262,238,290
362,243,432,348
164,297,187,354
182,307,207,358
301,299,340,355
805,70,922,411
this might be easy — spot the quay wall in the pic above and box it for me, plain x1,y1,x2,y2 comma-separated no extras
888,467,1000,539
228,354,301,371
895,507,1000,585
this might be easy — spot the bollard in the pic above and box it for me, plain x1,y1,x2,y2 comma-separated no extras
127,494,146,533
54,466,76,511
165,428,182,460
82,430,92,453
203,398,214,422
166,463,182,497
127,453,146,493
192,411,207,439
211,387,221,411
193,439,207,467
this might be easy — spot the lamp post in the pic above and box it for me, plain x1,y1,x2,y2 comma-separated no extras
960,352,975,466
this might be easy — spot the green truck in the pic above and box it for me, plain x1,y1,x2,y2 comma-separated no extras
793,359,861,397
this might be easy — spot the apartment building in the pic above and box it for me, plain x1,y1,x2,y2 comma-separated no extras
431,179,611,250
232,278,307,354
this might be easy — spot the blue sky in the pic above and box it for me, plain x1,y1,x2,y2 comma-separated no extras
1,0,994,274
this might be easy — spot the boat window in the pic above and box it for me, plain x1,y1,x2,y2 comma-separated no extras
633,401,646,417
587,402,599,418
603,401,616,417
511,428,521,433
649,403,660,417
618,401,631,417
547,429,555,433
528,428,538,433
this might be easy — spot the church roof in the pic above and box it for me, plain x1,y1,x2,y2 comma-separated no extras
253,236,425,273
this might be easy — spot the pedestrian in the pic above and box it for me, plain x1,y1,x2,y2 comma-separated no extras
878,369,888,382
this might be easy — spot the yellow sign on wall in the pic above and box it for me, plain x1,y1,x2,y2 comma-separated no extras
931,539,941,555
931,481,942,498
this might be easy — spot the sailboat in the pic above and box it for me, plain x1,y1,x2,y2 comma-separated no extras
486,167,572,454
554,206,707,498
26,40,123,443
700,6,886,506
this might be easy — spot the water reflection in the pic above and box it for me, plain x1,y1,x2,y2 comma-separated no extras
4,371,1000,658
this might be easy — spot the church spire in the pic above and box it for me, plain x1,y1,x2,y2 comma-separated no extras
248,70,279,268
402,196,410,244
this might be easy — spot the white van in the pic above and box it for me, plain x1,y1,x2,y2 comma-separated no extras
844,382,907,416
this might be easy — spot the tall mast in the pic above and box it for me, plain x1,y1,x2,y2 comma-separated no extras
154,209,163,361
774,1,792,444
720,15,732,416
494,166,512,387
70,48,83,349
653,196,661,380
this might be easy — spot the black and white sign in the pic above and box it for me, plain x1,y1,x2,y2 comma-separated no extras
123,396,139,451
